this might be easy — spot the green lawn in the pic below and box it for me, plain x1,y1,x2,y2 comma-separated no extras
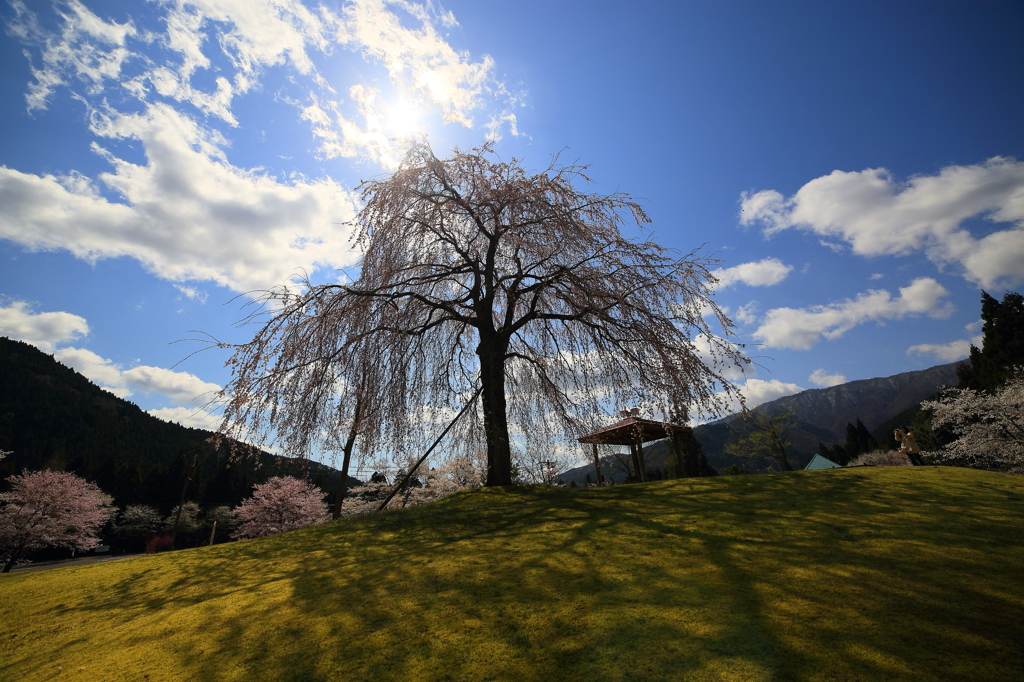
2,466,1023,681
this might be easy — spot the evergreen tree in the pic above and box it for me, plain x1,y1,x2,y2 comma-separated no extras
959,291,1024,392
697,449,717,476
855,419,879,453
680,430,704,477
845,422,860,458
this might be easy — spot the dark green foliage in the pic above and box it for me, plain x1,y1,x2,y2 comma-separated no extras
818,440,850,466
842,419,879,459
856,419,879,453
680,430,704,477
959,291,1024,392
0,337,357,513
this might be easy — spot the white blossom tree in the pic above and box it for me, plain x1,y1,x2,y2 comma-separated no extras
164,502,203,535
921,368,1024,472
113,505,163,551
232,476,331,539
0,470,114,573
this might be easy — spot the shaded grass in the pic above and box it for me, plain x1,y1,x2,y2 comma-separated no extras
2,467,1023,681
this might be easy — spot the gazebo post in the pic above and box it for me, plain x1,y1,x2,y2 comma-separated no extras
672,431,684,478
591,443,603,486
636,435,648,481
629,443,642,481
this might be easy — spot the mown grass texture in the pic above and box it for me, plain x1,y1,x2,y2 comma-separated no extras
1,466,1022,682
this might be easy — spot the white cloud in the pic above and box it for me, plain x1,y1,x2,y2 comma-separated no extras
11,0,520,159
0,103,361,292
336,0,496,128
53,347,133,397
907,334,983,363
740,378,804,409
148,406,223,429
869,273,884,280
713,258,793,288
175,285,208,303
2,302,222,405
0,301,89,352
732,302,759,325
740,157,1024,288
122,365,221,405
52,346,222,405
11,0,137,112
808,369,846,387
754,278,953,350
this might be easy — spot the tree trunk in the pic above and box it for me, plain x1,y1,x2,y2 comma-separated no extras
333,397,362,520
2,542,25,573
478,339,512,486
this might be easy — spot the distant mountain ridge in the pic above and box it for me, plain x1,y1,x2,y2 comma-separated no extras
748,362,960,439
558,362,960,484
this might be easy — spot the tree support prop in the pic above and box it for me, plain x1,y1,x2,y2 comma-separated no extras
376,387,483,512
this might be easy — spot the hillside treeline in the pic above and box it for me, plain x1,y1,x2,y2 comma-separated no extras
0,337,357,512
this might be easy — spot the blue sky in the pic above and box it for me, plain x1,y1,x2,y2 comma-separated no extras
1,1,1022,470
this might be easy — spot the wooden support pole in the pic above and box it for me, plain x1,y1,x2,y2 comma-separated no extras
376,386,482,512
636,437,648,482
591,443,603,486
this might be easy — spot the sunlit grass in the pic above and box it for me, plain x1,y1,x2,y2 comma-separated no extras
2,467,1023,681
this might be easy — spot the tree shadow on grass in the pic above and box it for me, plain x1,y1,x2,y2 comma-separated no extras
9,468,1024,682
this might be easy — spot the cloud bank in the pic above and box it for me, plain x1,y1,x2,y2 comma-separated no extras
0,104,360,292
753,278,953,350
740,157,1024,288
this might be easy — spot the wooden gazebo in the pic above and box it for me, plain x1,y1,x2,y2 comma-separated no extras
578,411,694,484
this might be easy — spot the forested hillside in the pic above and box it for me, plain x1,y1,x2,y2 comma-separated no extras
0,337,359,510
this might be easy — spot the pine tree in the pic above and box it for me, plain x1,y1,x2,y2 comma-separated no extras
845,422,860,458
959,291,1024,392
680,431,704,477
855,419,879,454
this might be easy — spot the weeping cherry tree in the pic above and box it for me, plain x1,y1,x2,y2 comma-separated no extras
218,140,746,488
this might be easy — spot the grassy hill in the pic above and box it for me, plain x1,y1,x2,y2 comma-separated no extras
2,467,1022,681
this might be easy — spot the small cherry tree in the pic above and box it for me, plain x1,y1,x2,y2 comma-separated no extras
112,505,163,552
232,476,331,539
0,470,114,572
921,368,1024,472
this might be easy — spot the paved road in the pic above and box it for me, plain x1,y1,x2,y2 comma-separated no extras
7,554,143,574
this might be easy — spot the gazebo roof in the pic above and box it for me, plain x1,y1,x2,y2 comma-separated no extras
577,416,692,445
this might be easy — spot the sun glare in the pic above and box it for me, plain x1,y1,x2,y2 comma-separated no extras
385,99,423,138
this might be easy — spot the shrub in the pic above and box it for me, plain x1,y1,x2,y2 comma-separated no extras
144,534,174,554
847,451,913,467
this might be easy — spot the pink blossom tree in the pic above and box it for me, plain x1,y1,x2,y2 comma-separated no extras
0,470,114,573
232,476,331,539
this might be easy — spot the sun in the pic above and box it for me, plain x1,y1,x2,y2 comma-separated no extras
384,98,423,138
